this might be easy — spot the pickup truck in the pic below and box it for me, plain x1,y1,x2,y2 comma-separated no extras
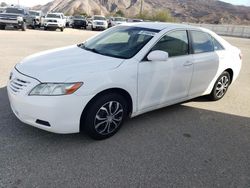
44,13,66,32
0,6,29,31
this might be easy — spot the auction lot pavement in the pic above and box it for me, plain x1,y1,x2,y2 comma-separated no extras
0,29,249,188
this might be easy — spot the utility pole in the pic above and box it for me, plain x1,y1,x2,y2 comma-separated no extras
140,0,143,16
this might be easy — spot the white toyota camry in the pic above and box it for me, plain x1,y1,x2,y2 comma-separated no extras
8,23,242,139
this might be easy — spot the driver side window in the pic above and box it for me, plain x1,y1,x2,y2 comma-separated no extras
151,30,189,57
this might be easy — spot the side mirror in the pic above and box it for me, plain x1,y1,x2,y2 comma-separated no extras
147,50,169,61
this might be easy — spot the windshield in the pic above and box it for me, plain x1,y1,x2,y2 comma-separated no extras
114,17,125,21
46,14,61,18
5,8,24,14
29,11,40,16
80,26,159,59
93,16,106,21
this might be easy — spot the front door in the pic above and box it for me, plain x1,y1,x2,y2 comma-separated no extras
138,30,193,111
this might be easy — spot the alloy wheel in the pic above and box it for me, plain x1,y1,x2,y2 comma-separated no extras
94,101,124,135
215,75,230,98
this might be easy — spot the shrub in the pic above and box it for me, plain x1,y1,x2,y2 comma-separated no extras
136,9,176,22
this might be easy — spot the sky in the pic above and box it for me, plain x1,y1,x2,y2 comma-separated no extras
2,0,250,7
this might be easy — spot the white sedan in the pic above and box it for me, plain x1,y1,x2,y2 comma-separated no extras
7,23,242,139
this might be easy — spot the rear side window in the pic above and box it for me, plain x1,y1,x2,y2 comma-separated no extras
191,31,214,54
151,30,189,57
212,37,224,51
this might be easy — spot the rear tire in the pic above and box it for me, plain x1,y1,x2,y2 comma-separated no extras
81,93,128,140
60,27,64,32
209,71,231,101
0,25,5,30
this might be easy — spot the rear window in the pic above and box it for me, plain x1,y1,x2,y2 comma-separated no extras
212,37,224,51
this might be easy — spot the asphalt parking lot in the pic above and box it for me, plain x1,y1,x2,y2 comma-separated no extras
0,29,250,188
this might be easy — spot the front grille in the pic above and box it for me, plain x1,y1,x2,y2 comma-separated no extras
0,17,17,21
75,20,84,24
9,78,30,93
48,20,57,23
96,22,104,25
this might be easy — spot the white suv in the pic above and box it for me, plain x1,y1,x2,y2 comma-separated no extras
110,17,127,27
44,13,66,32
91,15,108,31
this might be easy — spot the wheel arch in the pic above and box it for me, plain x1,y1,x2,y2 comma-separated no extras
80,88,133,131
224,68,233,84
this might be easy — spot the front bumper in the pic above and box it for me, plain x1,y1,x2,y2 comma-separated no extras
0,18,21,26
7,69,93,134
44,23,63,28
92,24,107,29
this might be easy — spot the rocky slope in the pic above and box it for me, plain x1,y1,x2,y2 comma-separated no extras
33,0,250,24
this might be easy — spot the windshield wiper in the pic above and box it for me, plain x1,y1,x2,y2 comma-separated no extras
77,43,102,55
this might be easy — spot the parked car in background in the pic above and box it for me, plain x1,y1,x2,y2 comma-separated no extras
91,15,108,31
0,7,6,13
44,13,66,32
26,10,44,29
7,23,242,140
127,18,143,22
66,16,73,27
110,17,126,27
72,15,88,29
0,6,29,31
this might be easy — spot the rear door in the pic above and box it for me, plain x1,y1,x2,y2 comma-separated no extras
188,30,219,96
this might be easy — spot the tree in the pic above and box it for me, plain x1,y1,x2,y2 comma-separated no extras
152,10,175,22
135,9,176,22
115,10,125,17
0,2,7,7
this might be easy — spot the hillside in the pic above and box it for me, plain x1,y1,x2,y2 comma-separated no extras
33,0,250,24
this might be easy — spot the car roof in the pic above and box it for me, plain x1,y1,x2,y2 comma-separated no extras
47,12,63,15
123,22,200,31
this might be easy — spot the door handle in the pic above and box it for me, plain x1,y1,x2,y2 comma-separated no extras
183,61,193,67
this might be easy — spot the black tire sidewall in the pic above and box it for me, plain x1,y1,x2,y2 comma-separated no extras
82,93,128,140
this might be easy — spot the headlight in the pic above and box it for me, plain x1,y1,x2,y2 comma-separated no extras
17,16,23,21
29,82,83,96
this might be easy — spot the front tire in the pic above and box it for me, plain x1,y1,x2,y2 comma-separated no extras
81,93,128,140
209,71,231,101
0,25,5,30
60,27,64,32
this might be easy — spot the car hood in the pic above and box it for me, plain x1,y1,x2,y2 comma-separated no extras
16,45,124,82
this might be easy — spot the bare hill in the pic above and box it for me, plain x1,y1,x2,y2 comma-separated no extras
33,0,250,24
